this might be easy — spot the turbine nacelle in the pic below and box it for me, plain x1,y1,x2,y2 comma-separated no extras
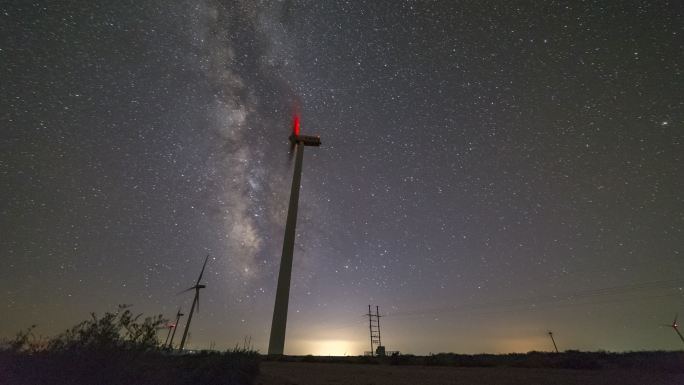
290,133,321,146
290,115,321,147
662,313,684,345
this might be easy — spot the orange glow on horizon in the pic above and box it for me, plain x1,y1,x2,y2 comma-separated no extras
489,335,552,353
289,339,363,356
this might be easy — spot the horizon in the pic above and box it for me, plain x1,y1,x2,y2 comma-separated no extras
1,1,682,356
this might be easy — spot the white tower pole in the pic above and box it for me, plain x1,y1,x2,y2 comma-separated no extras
268,142,305,355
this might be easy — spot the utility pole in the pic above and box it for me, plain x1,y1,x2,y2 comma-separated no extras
367,305,374,356
548,331,559,353
375,305,382,353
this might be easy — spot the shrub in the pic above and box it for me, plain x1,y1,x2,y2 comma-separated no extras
0,305,260,385
46,305,166,352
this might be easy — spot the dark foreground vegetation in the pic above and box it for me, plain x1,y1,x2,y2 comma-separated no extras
279,350,684,372
257,360,683,385
0,306,259,385
3,307,681,384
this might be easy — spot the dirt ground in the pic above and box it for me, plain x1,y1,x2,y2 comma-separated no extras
256,362,684,385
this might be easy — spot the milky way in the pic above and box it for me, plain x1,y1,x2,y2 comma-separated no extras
1,1,682,354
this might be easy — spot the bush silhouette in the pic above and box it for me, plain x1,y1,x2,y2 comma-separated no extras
48,305,165,352
0,305,259,385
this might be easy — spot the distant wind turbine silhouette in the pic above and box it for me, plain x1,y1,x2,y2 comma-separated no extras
548,331,559,353
662,314,684,344
163,322,174,347
178,255,209,351
165,307,184,349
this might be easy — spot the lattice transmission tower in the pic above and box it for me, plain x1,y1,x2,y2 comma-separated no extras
366,305,384,357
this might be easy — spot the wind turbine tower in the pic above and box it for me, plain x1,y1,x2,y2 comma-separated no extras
166,307,184,349
268,115,321,355
178,255,209,351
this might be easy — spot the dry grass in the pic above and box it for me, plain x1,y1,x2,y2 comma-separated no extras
0,350,260,385
256,362,684,385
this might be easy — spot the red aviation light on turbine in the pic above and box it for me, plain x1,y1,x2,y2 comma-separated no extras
293,115,300,136
289,115,321,146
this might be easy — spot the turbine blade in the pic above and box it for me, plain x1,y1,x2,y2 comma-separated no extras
674,313,679,325
196,293,200,314
196,254,209,285
177,287,195,295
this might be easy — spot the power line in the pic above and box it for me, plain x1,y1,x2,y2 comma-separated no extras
386,278,684,319
287,279,683,340
387,293,681,323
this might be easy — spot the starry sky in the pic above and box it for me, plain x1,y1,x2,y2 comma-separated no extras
1,1,683,355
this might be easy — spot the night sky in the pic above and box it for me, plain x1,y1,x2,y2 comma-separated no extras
2,1,683,355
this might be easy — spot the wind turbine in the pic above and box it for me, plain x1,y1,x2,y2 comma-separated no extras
165,307,184,349
662,314,684,344
268,114,321,355
548,331,559,353
178,255,209,351
163,322,174,347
